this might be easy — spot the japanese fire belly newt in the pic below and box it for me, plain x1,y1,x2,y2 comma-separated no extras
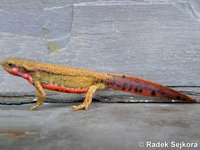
0,57,196,111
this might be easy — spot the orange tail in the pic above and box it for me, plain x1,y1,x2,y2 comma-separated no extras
104,74,196,103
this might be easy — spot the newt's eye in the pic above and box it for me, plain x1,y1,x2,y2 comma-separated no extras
8,62,15,68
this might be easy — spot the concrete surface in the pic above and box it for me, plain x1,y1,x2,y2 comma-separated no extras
0,101,200,150
0,86,200,150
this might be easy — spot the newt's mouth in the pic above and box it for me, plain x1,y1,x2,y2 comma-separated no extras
3,67,19,76
10,68,20,76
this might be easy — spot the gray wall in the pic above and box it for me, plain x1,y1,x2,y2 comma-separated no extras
1,2,200,149
0,0,200,94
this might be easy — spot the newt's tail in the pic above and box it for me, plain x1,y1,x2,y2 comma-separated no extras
104,74,196,103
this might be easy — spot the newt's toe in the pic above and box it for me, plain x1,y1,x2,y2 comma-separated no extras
29,105,39,111
72,104,88,111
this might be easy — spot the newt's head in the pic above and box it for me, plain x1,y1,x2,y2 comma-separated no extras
1,57,33,76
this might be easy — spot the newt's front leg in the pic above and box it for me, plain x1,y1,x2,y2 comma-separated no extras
29,80,46,111
72,84,105,111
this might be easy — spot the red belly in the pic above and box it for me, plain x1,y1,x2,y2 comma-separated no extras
43,84,88,93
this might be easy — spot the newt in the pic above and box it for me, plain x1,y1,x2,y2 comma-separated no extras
0,57,197,111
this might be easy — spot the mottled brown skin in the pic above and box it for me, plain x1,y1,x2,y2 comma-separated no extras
0,57,196,111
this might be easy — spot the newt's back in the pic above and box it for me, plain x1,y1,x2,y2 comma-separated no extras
1,57,110,78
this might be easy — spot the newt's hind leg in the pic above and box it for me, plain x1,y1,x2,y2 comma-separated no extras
72,84,105,111
29,80,46,111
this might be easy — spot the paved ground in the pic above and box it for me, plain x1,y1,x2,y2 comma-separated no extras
0,99,200,150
